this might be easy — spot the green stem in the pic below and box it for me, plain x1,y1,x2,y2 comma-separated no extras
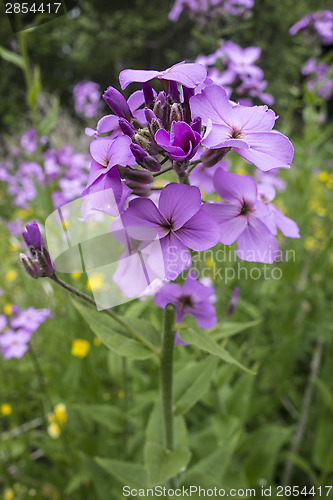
50,274,160,355
160,304,176,453
153,165,174,177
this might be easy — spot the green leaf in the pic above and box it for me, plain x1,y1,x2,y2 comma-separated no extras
95,458,147,489
210,319,261,340
178,317,254,374
0,46,24,69
28,65,41,108
174,357,218,415
38,98,59,135
144,402,191,486
182,433,240,488
74,404,124,433
72,298,158,359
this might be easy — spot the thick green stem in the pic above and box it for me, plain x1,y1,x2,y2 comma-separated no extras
160,304,176,452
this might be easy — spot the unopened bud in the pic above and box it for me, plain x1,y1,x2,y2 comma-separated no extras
125,180,152,197
145,108,162,135
142,82,154,107
200,147,231,168
103,86,132,121
20,253,43,279
168,81,180,102
119,118,136,137
119,167,154,184
170,102,184,123
191,116,202,134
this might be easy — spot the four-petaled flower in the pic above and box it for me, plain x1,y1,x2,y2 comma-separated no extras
190,84,294,171
122,183,220,279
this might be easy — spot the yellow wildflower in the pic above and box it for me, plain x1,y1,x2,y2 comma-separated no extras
47,422,61,439
93,337,102,346
71,271,81,280
86,273,104,291
1,403,12,416
5,271,17,282
4,489,14,500
318,171,328,182
54,403,67,423
71,339,90,358
118,390,125,400
206,257,214,268
3,304,12,316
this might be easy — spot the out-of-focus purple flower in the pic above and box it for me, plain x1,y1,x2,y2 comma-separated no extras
0,329,32,360
222,41,263,79
155,121,201,161
169,0,253,22
20,129,37,154
73,81,102,119
290,10,333,45
190,84,294,171
10,307,52,331
203,169,279,263
257,184,300,238
119,61,207,90
121,183,220,280
226,286,240,316
155,272,217,329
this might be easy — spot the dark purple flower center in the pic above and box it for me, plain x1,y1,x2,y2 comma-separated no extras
240,201,252,216
179,294,193,307
231,128,243,139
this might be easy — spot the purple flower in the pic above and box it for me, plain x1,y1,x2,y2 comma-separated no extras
155,272,217,329
121,183,220,280
290,10,333,45
155,121,201,161
21,222,55,278
20,129,37,154
10,307,52,332
0,329,32,360
119,62,207,90
22,221,45,250
190,84,294,171
257,184,300,239
203,169,279,264
226,286,240,316
73,81,102,118
222,41,264,80
83,136,135,201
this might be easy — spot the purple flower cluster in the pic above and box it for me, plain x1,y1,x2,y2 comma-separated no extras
20,60,298,332
169,0,253,23
290,10,333,45
301,58,333,101
0,131,90,210
73,81,103,119
196,41,274,105
0,306,52,360
80,61,297,284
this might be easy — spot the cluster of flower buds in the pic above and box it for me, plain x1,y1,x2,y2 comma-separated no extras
20,222,55,279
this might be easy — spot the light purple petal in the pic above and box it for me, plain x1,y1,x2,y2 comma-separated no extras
154,283,183,308
122,197,168,234
175,207,220,251
202,203,248,245
190,301,217,329
271,204,300,238
158,233,191,280
158,183,202,230
96,115,119,134
190,84,233,126
236,218,279,263
119,69,161,90
213,169,257,206
235,131,294,171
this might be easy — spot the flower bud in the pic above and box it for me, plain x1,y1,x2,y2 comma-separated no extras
125,180,152,197
170,102,184,123
200,147,231,168
103,86,132,121
145,108,162,135
118,166,154,184
20,254,43,279
118,118,136,137
21,221,55,279
191,116,202,134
